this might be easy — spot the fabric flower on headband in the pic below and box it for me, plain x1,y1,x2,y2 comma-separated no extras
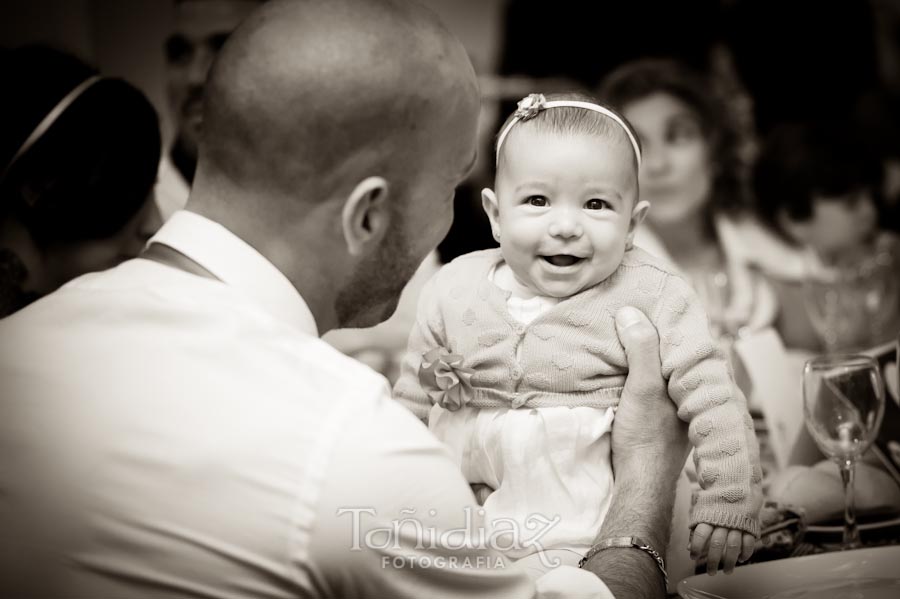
418,348,475,411
514,93,547,121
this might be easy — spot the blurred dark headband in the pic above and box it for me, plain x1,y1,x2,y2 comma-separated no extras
0,74,102,184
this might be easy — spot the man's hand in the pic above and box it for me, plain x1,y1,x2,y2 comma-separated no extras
611,306,690,485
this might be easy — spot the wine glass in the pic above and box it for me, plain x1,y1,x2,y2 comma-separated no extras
803,355,885,549
802,273,846,353
802,247,900,353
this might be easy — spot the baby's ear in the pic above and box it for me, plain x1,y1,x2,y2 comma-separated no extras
481,188,502,242
625,199,650,247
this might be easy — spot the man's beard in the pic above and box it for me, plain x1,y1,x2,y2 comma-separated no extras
335,219,422,329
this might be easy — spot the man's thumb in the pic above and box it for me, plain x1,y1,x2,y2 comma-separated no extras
614,306,659,370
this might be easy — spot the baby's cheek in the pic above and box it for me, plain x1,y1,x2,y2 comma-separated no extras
498,241,529,273
589,249,625,283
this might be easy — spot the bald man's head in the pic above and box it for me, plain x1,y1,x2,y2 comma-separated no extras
188,0,480,331
196,0,478,210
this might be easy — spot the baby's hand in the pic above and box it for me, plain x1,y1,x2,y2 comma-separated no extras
689,523,755,575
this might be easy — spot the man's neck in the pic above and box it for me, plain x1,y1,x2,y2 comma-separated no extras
186,193,340,336
170,136,198,184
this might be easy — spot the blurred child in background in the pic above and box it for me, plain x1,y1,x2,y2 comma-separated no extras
753,121,900,352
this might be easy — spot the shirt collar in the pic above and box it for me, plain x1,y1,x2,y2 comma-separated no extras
149,210,319,337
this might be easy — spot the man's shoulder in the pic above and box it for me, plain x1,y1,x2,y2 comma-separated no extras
294,336,391,398
0,260,389,403
346,389,448,454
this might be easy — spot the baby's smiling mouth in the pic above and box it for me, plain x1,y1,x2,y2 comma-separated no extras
541,255,583,267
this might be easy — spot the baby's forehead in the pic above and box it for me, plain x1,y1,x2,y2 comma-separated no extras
509,121,632,147
497,130,639,203
500,124,639,176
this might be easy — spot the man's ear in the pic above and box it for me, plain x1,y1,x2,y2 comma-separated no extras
341,176,390,256
625,199,650,248
481,188,501,242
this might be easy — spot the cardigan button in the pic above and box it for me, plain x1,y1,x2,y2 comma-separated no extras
511,367,523,379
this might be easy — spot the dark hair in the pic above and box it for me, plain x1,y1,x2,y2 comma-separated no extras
0,45,161,245
598,58,748,216
495,92,641,172
753,121,883,240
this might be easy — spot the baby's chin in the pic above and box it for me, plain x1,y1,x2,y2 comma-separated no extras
522,263,614,299
529,277,598,299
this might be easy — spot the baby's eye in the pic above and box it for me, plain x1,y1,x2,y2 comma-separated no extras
585,199,611,211
527,195,548,207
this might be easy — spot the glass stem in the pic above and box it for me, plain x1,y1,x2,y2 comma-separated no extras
839,459,860,549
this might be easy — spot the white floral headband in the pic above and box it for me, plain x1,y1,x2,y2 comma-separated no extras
495,93,642,169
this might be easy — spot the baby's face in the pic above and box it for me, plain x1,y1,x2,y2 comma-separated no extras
485,128,646,298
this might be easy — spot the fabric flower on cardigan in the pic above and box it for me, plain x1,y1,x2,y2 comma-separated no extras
418,348,475,411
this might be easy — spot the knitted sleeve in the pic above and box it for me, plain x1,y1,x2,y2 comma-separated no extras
392,270,448,422
652,274,763,537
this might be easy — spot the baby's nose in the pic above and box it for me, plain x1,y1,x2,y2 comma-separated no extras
548,214,583,239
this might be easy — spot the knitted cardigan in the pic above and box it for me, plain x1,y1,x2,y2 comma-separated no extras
394,247,762,536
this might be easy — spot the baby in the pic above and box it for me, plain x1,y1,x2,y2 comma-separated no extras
394,93,761,576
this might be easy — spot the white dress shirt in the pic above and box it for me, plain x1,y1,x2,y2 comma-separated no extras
0,211,611,598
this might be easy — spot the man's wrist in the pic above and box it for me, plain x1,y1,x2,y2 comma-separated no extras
596,474,676,551
580,539,669,598
579,536,668,587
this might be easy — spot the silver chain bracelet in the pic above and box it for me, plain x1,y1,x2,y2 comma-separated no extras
578,536,668,587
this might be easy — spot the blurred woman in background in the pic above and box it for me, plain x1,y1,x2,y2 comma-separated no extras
598,59,804,576
602,58,900,542
600,58,799,345
600,58,822,497
0,46,161,317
